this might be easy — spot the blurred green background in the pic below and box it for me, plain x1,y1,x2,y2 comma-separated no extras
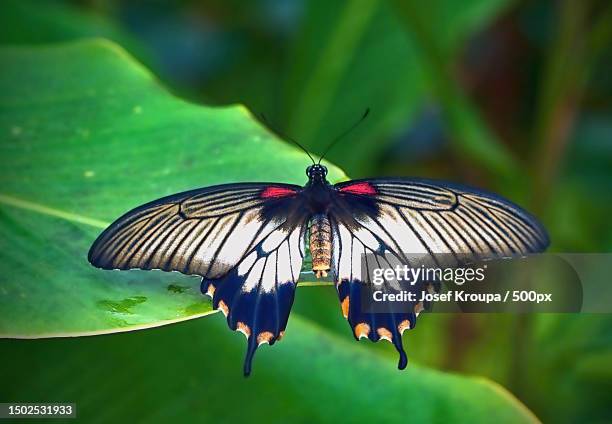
1,0,611,422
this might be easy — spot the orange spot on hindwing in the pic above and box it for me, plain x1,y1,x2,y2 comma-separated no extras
354,323,371,339
257,332,274,345
218,300,229,316
398,320,411,334
377,327,393,341
237,321,251,338
341,296,350,318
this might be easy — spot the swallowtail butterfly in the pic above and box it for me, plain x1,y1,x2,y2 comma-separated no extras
88,115,548,376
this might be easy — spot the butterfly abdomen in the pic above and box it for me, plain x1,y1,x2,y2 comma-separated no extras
309,214,331,278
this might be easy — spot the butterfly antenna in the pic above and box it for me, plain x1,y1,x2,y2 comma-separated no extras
318,108,370,164
259,113,316,165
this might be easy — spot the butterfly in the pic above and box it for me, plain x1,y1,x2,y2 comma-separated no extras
88,113,549,376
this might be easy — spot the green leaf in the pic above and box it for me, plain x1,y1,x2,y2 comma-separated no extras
0,39,345,337
0,314,537,423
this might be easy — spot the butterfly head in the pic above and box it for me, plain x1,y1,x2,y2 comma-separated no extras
306,164,328,183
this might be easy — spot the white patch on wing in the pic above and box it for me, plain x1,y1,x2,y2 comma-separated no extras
336,224,353,281
380,253,404,291
288,227,303,282
237,251,258,276
252,219,284,248
331,225,341,279
243,257,266,293
208,208,265,277
354,215,397,256
238,225,305,294
277,259,294,288
191,213,239,273
350,238,365,282
377,205,427,255
261,227,289,253
261,251,277,292
401,208,449,253
352,226,380,252
277,240,290,275
334,211,436,286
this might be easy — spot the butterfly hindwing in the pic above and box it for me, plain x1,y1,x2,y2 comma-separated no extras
88,182,308,375
330,217,419,368
202,222,306,375
330,178,549,367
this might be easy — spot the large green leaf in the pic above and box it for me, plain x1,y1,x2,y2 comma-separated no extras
0,39,345,337
0,312,537,423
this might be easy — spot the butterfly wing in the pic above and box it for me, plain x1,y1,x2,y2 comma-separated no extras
88,182,308,375
329,178,549,368
202,221,307,376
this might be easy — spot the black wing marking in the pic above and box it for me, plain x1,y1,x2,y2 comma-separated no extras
88,182,301,279
201,221,307,376
330,178,549,368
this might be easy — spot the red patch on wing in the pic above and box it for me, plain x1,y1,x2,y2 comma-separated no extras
260,186,298,199
339,182,377,196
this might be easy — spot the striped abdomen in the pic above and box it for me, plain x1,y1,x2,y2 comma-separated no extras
309,214,331,278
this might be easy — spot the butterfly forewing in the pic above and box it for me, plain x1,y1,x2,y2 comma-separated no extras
330,178,549,368
88,183,303,277
334,178,548,260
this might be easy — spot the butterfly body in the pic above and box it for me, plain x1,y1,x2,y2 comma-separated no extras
309,214,332,278
89,164,549,376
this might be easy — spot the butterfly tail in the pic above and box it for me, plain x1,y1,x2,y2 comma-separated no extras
244,335,258,377
202,270,296,377
241,283,295,377
337,279,416,370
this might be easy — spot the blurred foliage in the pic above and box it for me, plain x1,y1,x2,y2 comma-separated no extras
0,0,611,422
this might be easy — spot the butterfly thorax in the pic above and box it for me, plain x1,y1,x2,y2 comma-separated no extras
309,214,332,278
